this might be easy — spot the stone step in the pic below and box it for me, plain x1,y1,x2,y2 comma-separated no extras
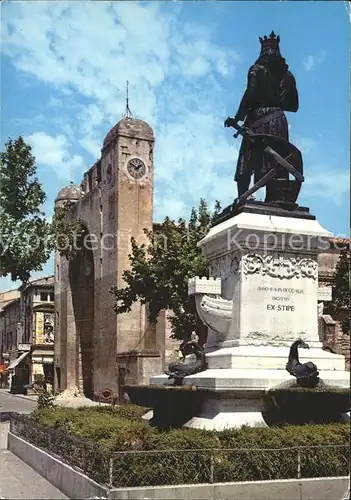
204,346,346,371
151,368,350,391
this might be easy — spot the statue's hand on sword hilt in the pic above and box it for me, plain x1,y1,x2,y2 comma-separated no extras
224,116,247,138
224,116,237,128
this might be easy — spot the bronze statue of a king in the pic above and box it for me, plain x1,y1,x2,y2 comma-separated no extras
225,31,304,207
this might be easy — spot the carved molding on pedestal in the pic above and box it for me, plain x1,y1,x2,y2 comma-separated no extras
209,252,241,279
242,254,318,280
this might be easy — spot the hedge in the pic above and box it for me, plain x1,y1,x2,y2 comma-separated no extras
12,406,349,487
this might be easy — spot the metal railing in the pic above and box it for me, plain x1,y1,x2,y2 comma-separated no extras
10,413,350,488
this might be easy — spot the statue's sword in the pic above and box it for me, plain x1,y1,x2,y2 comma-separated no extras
225,118,304,206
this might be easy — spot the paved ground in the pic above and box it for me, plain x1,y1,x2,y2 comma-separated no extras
0,449,67,499
0,389,37,415
0,390,68,499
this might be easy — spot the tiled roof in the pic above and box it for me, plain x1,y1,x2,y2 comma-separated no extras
19,275,54,291
329,237,350,244
328,237,350,249
0,297,20,312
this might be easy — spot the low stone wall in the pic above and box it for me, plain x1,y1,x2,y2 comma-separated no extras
7,431,350,500
108,478,350,500
8,432,108,499
0,421,10,450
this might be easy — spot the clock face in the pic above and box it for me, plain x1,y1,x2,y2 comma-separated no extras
127,158,146,179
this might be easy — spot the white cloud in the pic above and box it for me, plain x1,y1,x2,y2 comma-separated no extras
25,132,85,181
79,137,101,159
302,165,349,205
303,51,326,72
48,96,63,108
293,136,317,155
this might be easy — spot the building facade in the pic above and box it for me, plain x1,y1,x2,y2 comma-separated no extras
54,117,170,402
0,291,21,388
19,276,55,387
0,276,55,391
317,238,350,369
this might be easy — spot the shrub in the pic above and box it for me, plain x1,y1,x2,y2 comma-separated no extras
37,391,55,410
23,406,350,487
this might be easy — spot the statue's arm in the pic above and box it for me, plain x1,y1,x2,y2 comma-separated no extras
235,65,259,121
281,71,299,112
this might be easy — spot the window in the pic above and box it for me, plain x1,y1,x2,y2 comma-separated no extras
49,293,54,302
97,161,102,183
40,291,48,301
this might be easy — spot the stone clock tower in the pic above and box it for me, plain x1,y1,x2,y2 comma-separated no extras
54,116,163,402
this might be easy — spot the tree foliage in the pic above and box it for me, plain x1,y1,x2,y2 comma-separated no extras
0,137,52,282
0,137,86,283
110,199,222,341
50,201,86,261
331,247,350,335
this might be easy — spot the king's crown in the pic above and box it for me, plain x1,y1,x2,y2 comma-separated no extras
259,30,280,48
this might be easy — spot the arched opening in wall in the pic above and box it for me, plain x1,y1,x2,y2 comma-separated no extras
69,227,95,399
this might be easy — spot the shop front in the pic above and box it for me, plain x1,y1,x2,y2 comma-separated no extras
31,306,55,390
6,347,31,393
0,353,9,388
31,349,54,391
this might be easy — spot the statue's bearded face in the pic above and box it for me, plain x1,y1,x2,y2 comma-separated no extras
260,46,281,58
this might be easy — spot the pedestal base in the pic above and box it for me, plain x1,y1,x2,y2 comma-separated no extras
184,392,268,430
151,368,350,391
204,345,346,371
151,350,350,430
142,405,268,431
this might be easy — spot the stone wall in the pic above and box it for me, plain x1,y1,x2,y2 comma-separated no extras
318,238,350,369
54,118,164,401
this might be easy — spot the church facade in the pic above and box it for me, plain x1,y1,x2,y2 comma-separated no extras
54,117,175,402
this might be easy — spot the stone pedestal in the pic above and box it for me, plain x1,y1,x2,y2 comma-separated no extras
150,203,350,430
201,203,329,349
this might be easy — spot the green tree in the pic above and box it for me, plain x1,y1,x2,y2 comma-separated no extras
331,247,350,336
110,199,222,342
0,137,52,282
50,200,86,261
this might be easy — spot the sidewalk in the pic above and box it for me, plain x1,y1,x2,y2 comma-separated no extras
7,393,38,402
0,397,67,499
0,449,67,499
0,389,38,402
0,390,37,415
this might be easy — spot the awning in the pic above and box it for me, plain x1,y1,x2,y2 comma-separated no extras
32,303,54,312
6,351,29,371
32,350,54,357
31,350,54,364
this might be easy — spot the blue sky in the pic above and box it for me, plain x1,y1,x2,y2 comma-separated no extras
1,1,350,292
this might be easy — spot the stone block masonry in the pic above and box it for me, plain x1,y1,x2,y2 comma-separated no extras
54,117,164,402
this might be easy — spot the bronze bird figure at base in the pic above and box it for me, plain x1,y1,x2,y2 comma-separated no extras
164,340,207,386
286,339,320,389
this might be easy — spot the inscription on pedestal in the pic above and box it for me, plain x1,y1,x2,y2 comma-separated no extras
238,253,319,342
258,285,304,312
